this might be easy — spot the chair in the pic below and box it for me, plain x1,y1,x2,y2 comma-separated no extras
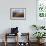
18,33,30,46
4,27,19,46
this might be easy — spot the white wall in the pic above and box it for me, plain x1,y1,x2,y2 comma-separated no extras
0,0,37,42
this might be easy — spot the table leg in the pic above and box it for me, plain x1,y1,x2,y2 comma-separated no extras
4,34,7,46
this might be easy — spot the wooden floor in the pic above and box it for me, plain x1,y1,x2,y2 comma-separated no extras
0,42,46,46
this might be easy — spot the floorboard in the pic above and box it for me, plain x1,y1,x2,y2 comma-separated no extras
0,42,46,46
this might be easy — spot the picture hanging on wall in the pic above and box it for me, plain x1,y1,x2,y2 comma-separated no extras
37,0,46,19
10,8,26,20
36,0,46,26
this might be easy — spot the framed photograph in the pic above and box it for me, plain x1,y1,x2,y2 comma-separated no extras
37,0,46,20
10,8,26,20
36,0,46,26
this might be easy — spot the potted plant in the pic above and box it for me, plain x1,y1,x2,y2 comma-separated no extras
33,32,46,43
40,26,45,29
32,24,45,30
32,25,39,30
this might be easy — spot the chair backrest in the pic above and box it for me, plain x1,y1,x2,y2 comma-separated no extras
11,27,18,34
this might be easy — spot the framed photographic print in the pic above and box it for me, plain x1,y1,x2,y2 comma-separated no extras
10,8,26,20
37,0,46,19
36,0,46,26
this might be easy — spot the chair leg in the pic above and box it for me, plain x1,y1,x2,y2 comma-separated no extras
4,41,7,46
4,33,7,46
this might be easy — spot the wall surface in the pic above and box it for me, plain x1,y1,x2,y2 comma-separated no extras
0,0,37,42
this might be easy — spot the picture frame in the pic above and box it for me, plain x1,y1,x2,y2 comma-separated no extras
10,8,26,20
37,0,46,20
36,0,46,26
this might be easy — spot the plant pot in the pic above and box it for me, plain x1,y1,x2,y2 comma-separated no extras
37,39,44,44
37,39,40,43
40,38,45,43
